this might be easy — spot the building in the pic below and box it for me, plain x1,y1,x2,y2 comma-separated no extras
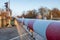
0,2,12,28
0,10,12,28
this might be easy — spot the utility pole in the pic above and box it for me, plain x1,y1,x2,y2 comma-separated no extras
4,0,11,16
4,0,12,27
8,0,10,9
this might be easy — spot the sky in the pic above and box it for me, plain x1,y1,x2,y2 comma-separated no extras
0,0,60,16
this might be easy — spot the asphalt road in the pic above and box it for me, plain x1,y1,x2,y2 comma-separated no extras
15,20,34,40
0,20,34,40
0,27,19,40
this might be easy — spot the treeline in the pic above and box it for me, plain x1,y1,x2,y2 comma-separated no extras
17,7,60,19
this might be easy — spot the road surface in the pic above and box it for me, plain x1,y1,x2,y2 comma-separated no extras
0,20,43,40
15,20,34,40
0,20,34,40
0,27,19,40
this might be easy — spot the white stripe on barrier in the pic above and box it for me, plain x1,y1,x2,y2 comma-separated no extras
33,20,54,39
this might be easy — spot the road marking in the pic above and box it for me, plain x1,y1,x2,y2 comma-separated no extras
23,25,32,35
9,33,28,40
9,36,20,40
20,33,28,37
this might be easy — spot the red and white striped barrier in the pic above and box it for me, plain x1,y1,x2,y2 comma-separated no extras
17,18,60,40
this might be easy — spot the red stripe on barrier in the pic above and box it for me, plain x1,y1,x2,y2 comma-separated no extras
28,20,35,31
46,22,60,40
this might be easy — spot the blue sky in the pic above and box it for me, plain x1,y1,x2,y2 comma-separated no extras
0,0,60,16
